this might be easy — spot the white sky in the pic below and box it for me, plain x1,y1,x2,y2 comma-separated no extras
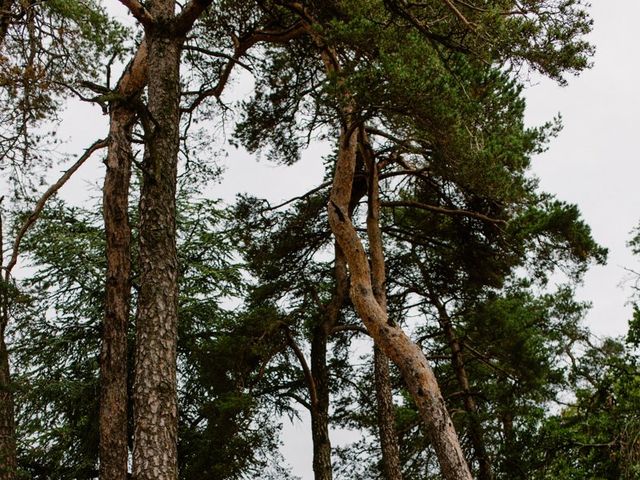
39,0,640,477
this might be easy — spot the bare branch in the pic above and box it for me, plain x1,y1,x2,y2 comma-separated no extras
262,180,332,212
382,200,506,225
285,330,318,407
3,138,109,280
182,22,306,113
331,324,370,336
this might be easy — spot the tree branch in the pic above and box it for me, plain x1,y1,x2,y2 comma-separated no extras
285,330,318,407
3,138,109,280
117,0,155,27
174,0,214,37
382,200,506,225
331,324,370,336
181,22,306,113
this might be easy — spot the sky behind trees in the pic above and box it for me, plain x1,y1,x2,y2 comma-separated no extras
39,1,640,477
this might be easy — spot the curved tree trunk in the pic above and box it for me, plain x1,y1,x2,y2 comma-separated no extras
325,112,472,479
363,134,404,480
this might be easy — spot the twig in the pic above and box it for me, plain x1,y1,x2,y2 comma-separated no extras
262,180,332,212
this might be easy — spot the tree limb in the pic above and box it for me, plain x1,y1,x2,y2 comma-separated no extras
3,138,108,281
382,200,506,225
174,0,214,37
117,0,155,27
285,330,318,407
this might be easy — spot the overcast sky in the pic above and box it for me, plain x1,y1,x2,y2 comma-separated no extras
48,1,640,477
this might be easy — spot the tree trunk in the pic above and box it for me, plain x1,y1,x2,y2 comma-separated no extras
433,299,493,480
310,327,333,480
100,104,133,480
0,207,16,480
0,337,15,480
363,135,403,480
100,40,147,480
309,245,348,480
132,14,182,480
373,347,403,480
297,18,468,475
326,117,472,479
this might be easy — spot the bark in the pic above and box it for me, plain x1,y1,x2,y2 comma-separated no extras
328,125,471,480
363,133,403,480
131,12,182,480
0,337,15,480
100,40,147,480
128,0,183,480
374,347,403,480
310,328,332,480
434,299,493,480
309,245,348,480
123,5,298,478
100,105,133,480
0,201,15,480
319,79,471,477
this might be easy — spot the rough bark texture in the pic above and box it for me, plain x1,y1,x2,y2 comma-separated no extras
132,13,181,480
326,117,472,479
434,299,493,480
364,136,403,480
100,40,147,480
373,347,403,480
0,337,15,480
100,105,134,480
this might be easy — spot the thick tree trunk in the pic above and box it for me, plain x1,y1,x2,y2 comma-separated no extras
100,105,133,480
0,337,15,480
326,120,472,479
132,15,182,480
100,40,147,480
434,300,493,480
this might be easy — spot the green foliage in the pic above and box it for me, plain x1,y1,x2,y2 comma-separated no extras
528,339,640,479
0,0,128,196
8,194,291,479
